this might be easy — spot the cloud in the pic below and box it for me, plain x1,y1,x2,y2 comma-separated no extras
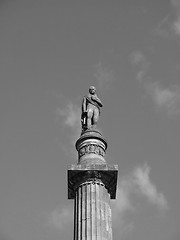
56,102,81,142
112,164,168,237
171,0,180,8
113,181,133,215
173,16,180,35
130,51,146,65
154,15,170,37
133,164,168,209
130,50,180,116
113,164,168,215
94,62,114,91
56,103,81,129
111,177,135,237
129,51,150,83
56,102,81,157
170,0,180,36
147,82,180,115
48,205,73,231
154,1,180,38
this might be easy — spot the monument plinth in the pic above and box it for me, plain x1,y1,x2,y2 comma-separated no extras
67,86,118,240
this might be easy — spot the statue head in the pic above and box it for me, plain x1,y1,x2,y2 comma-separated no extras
89,86,96,95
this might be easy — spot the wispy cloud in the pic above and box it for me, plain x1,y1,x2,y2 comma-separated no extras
130,50,180,116
147,82,180,115
133,164,168,209
171,0,180,36
171,0,180,7
56,102,81,157
48,205,73,231
129,51,150,83
94,62,114,91
112,177,135,237
113,181,133,215
112,164,168,237
56,103,80,129
154,15,170,37
56,102,81,142
173,16,180,35
154,1,180,38
113,164,168,215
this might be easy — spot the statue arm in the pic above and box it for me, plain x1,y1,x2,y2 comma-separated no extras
91,95,103,107
82,97,87,113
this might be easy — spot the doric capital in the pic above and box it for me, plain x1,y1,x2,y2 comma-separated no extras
68,164,118,199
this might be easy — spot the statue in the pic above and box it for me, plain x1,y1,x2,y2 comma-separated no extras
81,86,103,131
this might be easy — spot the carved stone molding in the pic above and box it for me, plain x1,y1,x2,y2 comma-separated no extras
79,144,105,158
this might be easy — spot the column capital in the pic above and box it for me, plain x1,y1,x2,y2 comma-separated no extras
68,164,118,199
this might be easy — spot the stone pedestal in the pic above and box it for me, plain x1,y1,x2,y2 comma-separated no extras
68,130,118,240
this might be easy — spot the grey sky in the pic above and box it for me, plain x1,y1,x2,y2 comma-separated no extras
0,1,180,240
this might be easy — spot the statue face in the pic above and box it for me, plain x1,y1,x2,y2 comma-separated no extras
89,86,96,94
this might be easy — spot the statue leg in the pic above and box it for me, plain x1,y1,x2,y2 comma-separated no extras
92,108,99,129
87,109,93,129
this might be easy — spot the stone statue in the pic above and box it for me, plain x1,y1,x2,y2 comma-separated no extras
81,86,103,131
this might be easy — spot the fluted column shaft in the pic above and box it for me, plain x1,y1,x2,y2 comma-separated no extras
74,180,112,240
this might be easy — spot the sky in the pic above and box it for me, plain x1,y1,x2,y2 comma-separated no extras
0,0,180,240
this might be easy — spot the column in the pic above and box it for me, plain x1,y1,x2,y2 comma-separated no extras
74,180,112,240
68,130,118,240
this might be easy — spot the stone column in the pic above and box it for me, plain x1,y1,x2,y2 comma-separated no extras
74,180,112,240
68,130,118,240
